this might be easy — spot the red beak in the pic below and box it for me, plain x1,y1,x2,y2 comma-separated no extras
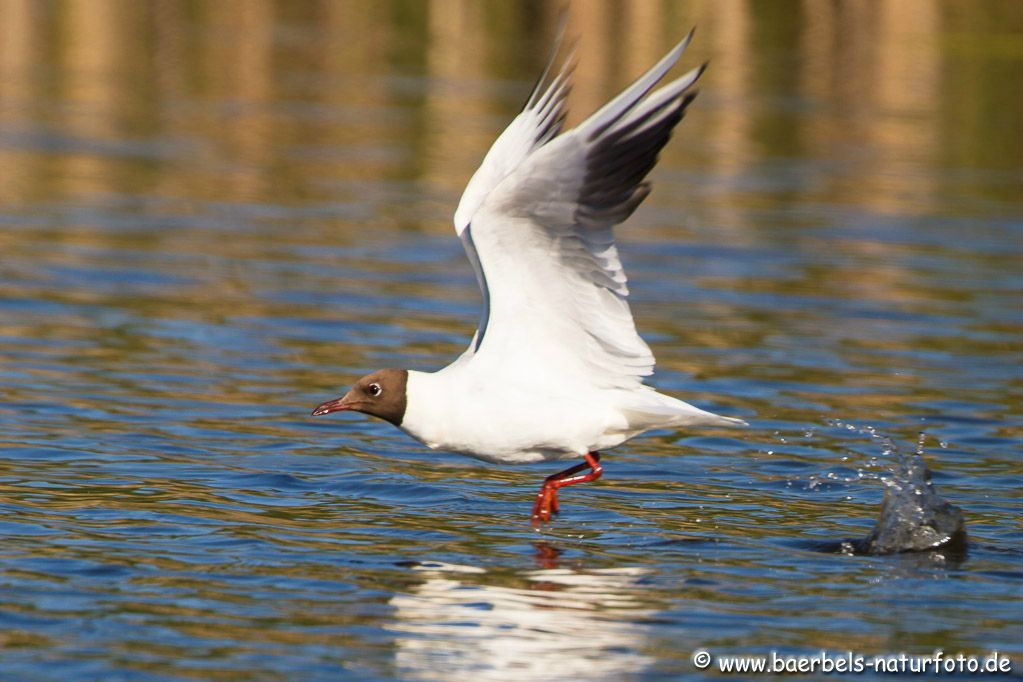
311,393,359,416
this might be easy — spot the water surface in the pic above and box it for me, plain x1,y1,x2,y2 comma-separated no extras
1,1,1021,679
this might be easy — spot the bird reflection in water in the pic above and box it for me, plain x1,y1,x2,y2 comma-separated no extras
387,556,655,680
532,541,564,570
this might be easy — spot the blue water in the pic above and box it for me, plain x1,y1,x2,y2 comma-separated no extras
1,3,1022,680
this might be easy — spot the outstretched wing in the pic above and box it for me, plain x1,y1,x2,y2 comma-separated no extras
456,31,704,388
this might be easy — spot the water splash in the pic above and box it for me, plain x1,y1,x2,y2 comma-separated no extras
815,422,968,556
859,431,967,555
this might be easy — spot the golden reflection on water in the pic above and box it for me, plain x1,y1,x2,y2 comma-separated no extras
2,1,1020,369
2,0,1021,209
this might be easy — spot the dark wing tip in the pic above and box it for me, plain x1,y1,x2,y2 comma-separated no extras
523,14,574,112
579,91,697,225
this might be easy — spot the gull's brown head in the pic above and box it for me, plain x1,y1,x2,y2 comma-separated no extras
311,368,408,427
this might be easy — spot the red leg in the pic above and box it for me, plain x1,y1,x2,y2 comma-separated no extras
531,452,603,526
545,459,590,518
533,461,585,523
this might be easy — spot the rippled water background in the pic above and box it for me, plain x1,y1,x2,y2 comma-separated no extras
2,1,1022,679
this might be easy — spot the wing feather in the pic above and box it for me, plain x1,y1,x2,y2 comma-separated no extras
453,30,574,234
454,32,704,387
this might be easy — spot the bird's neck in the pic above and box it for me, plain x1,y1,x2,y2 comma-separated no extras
398,369,455,449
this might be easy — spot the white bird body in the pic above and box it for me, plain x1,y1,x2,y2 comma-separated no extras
402,367,738,465
313,28,745,523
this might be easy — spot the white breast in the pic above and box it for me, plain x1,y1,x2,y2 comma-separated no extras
399,369,636,464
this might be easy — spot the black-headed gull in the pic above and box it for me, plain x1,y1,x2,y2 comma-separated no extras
313,29,745,525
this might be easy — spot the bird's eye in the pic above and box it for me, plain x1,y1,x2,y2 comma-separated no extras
367,383,382,397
